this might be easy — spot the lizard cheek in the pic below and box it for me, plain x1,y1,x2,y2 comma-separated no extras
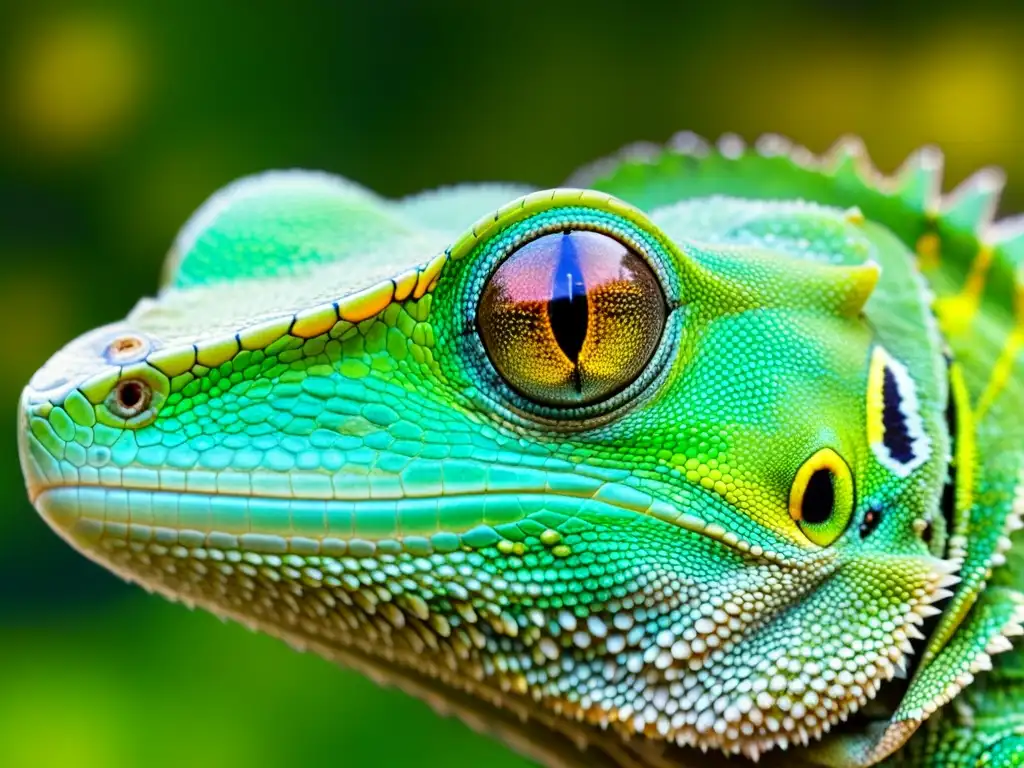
477,230,666,407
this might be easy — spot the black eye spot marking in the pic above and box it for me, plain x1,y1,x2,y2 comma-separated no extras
867,347,931,477
942,354,958,548
859,502,883,538
882,366,915,464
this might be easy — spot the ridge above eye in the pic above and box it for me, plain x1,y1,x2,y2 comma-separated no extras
476,230,666,407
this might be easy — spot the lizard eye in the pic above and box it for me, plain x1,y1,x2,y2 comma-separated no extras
477,231,666,407
93,365,169,429
789,448,855,547
108,379,152,418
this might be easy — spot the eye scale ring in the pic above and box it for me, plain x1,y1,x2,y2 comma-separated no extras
92,363,170,429
476,230,666,408
789,448,856,547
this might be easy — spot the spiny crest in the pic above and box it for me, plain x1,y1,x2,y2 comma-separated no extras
768,129,1014,244
571,129,1021,250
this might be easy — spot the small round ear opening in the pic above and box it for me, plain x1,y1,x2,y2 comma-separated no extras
790,448,855,547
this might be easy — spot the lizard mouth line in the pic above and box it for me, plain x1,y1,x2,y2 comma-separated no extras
31,483,791,562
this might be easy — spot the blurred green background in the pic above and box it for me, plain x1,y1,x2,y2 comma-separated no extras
1,2,1022,767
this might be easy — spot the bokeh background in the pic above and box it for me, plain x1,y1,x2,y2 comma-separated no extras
1,2,1022,767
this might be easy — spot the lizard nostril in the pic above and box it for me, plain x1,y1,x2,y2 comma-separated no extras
105,334,149,363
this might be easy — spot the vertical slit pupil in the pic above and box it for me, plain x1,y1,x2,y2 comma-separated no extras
548,233,589,391
802,469,836,525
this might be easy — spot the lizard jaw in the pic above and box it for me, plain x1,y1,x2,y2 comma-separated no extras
26,482,956,762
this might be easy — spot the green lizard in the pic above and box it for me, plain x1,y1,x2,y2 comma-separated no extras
18,132,1024,767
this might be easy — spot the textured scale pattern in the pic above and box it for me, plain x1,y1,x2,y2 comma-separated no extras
18,134,1024,767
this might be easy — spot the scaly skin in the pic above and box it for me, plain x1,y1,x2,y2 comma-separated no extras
18,134,1024,767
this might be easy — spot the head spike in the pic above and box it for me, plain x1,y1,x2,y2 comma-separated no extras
894,145,944,214
835,261,882,317
824,135,876,185
756,258,881,318
667,130,711,157
716,132,747,160
942,167,1006,234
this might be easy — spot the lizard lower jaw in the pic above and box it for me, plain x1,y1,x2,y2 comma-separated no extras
31,483,946,763
26,485,951,764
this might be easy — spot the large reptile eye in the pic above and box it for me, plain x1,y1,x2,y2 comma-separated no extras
789,448,855,547
477,231,666,407
108,379,152,419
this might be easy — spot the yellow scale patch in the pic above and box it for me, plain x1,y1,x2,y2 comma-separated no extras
914,232,941,271
914,224,1024,424
932,244,994,337
974,275,1024,422
261,188,663,355
927,232,1024,421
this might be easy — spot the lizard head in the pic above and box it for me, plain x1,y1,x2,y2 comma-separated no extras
19,173,956,762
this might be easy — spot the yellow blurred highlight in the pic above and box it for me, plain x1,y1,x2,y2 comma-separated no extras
899,28,1018,169
8,16,144,155
704,23,1024,185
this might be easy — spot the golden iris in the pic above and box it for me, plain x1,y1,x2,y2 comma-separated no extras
477,231,665,407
